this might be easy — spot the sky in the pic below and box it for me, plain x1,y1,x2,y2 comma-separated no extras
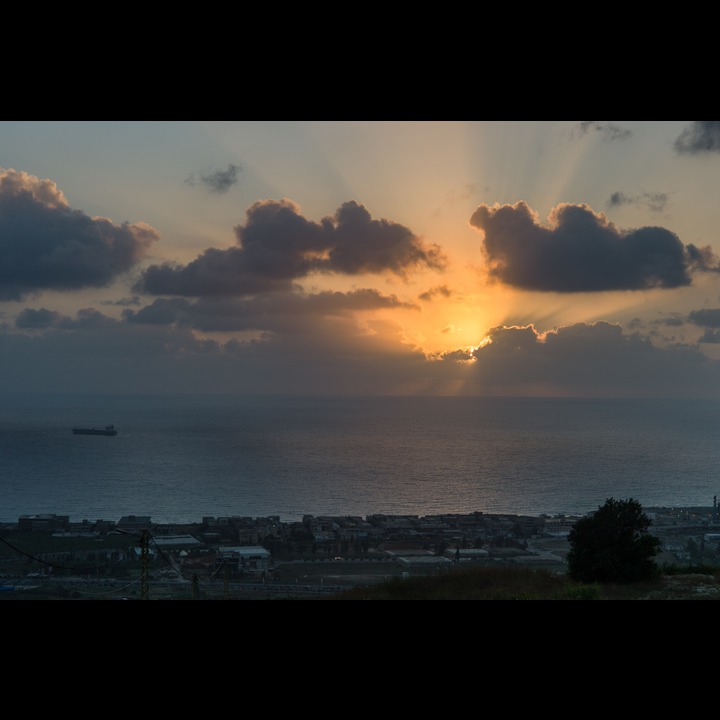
3,119,720,398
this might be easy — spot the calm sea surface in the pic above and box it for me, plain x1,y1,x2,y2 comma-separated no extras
1,393,719,524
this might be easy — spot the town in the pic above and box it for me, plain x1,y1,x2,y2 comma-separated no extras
1,503,719,599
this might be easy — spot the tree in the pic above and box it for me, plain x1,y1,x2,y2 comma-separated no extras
566,497,661,583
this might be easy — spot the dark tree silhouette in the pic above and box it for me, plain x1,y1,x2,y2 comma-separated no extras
566,497,661,583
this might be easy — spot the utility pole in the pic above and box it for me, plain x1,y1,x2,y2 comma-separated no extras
140,530,150,601
115,527,151,600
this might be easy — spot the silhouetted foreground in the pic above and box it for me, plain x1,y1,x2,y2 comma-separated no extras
2,504,720,599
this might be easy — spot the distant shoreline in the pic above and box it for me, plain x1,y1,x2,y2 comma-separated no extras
3,504,719,530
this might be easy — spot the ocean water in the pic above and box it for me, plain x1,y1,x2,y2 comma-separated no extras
0,393,719,524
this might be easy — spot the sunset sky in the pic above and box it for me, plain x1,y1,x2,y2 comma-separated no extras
3,120,720,398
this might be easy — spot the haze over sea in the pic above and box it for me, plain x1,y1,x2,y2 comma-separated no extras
1,393,719,525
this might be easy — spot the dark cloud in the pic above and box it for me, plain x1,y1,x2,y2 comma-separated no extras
4,309,720,398
674,122,720,154
0,316,225,395
0,168,159,301
123,297,192,326
103,294,143,307
573,121,632,142
418,285,452,302
437,347,474,362
124,289,416,332
467,322,720,398
135,247,294,297
324,201,446,276
185,164,241,194
607,191,669,213
15,307,62,329
653,314,684,327
0,305,431,396
469,201,719,293
68,308,117,329
699,330,720,344
688,308,720,329
135,199,446,298
303,289,417,314
16,307,119,331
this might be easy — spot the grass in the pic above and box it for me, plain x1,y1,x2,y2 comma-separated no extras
5,564,720,600
324,564,720,600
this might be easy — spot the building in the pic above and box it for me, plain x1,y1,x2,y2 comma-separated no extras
117,515,152,533
18,514,70,532
215,546,271,574
542,516,580,536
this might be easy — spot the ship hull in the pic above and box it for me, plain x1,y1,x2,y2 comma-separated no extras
72,427,118,436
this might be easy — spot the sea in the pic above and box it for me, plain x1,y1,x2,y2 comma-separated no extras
1,393,719,525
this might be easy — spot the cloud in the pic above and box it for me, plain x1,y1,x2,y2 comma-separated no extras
14,307,63,329
123,297,192,326
466,322,720,398
573,121,632,142
124,289,417,332
15,306,126,332
0,168,159,301
0,304,431,396
418,285,452,302
135,247,295,297
437,346,473,360
469,201,719,292
5,307,720,398
135,199,446,297
185,164,241,193
606,191,669,213
102,294,143,308
674,121,720,154
688,308,720,329
651,313,684,328
67,308,118,329
699,330,720,344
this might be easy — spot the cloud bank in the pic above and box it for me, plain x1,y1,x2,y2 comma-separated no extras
4,121,720,401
